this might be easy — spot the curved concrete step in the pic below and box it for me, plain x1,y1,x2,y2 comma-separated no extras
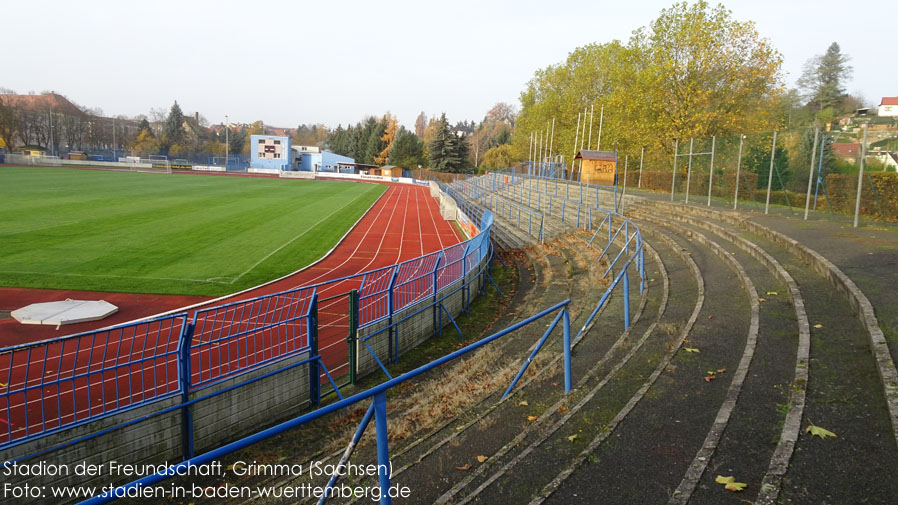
633,201,898,504
535,218,750,504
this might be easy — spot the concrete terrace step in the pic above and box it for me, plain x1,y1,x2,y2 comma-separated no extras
535,218,752,505
633,210,803,505
632,201,898,504
379,235,630,504
440,234,689,505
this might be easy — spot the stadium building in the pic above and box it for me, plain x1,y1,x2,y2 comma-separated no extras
250,134,354,173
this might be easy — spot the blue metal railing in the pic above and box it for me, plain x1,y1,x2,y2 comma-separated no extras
189,286,317,390
444,181,544,243
76,298,573,505
490,170,618,213
0,314,187,446
576,209,645,340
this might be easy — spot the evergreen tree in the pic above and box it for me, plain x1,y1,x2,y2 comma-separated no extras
390,127,426,169
453,133,470,173
137,118,154,138
428,114,457,171
164,101,185,145
744,135,791,190
798,42,853,111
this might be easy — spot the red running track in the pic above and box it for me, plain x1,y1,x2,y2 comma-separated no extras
0,182,466,444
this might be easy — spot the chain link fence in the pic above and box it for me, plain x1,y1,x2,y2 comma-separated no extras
617,124,898,226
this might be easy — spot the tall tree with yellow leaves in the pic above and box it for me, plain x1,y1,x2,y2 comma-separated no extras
375,113,398,165
514,1,784,165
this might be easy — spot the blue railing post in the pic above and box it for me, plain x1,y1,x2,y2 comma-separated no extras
640,247,646,294
318,403,375,504
387,266,398,363
432,252,443,337
309,294,321,407
373,391,392,504
563,309,572,394
178,321,195,460
622,270,631,329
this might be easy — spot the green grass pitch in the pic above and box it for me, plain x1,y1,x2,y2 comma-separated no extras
0,167,386,296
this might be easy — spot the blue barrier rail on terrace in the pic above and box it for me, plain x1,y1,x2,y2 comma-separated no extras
443,181,544,243
76,298,574,505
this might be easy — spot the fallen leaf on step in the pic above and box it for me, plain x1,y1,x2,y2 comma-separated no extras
805,424,837,439
684,348,700,353
559,406,567,413
766,291,779,296
456,464,472,471
706,371,716,376
567,434,578,442
813,324,823,329
527,416,538,422
704,376,715,382
518,400,528,406
708,315,714,320
715,475,747,492
476,456,488,463
716,368,726,373
758,298,766,302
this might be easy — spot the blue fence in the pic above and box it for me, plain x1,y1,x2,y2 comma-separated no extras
0,314,188,446
77,297,574,505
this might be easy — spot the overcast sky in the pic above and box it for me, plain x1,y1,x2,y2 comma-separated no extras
2,0,894,130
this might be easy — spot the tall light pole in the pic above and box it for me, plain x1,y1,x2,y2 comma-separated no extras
225,115,229,169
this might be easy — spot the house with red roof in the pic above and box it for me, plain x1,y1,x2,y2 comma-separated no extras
879,97,898,117
831,143,862,164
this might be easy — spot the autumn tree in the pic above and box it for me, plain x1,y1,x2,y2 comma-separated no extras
481,144,514,171
375,113,399,165
131,129,158,156
293,123,329,146
514,1,784,165
414,111,427,138
0,94,18,152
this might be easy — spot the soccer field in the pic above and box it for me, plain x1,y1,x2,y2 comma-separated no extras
0,167,386,296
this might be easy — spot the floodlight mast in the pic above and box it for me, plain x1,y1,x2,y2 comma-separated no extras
225,115,229,169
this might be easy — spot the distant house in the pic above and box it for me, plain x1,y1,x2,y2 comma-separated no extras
869,152,898,172
878,97,898,117
3,92,86,117
831,142,862,164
